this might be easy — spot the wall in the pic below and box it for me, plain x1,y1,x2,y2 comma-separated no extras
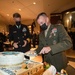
0,15,8,32
63,11,75,32
63,12,72,28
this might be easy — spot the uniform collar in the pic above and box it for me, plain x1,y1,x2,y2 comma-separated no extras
16,25,21,29
45,24,51,34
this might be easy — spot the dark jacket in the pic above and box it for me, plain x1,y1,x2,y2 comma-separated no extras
9,24,31,53
0,32,6,52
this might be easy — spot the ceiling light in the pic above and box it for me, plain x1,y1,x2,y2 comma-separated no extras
7,14,9,16
33,2,36,5
66,12,70,14
19,9,21,11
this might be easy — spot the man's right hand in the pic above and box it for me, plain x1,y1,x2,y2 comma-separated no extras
13,42,18,48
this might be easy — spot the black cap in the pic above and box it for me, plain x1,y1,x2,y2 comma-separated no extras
13,13,21,18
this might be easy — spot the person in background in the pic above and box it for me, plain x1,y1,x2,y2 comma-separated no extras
57,19,63,25
36,31,39,45
0,32,6,52
2,30,7,42
32,31,36,48
9,13,31,53
35,12,72,72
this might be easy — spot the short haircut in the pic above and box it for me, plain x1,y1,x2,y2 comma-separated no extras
36,12,47,21
13,13,21,18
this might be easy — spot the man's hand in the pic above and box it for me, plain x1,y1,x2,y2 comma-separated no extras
13,42,18,48
39,46,51,54
22,40,27,47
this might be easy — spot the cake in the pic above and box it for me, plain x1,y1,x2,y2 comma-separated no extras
0,51,24,66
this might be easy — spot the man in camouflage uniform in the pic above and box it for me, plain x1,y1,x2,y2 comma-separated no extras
36,12,72,72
